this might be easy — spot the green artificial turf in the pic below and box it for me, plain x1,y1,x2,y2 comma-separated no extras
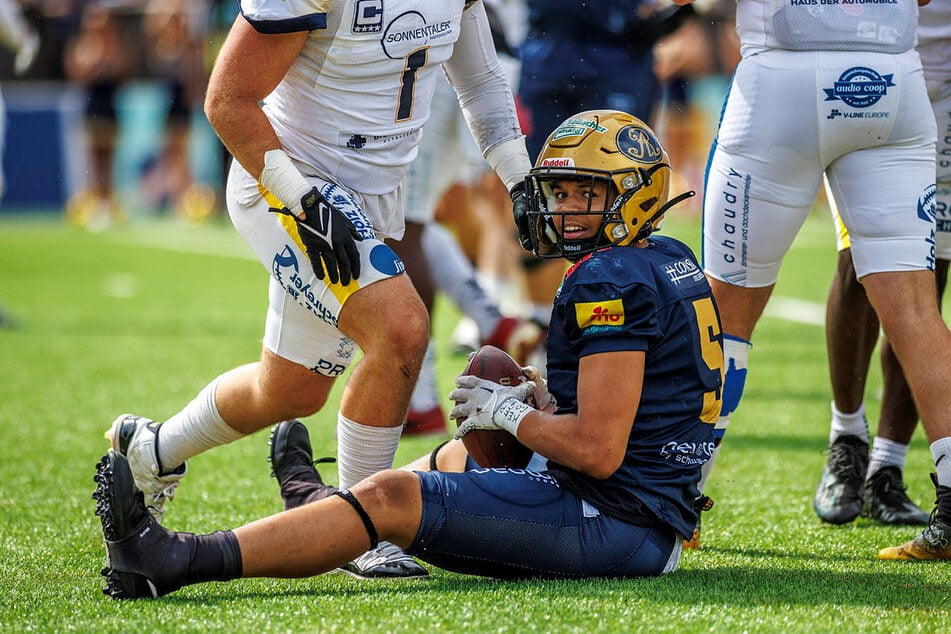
1,210,948,633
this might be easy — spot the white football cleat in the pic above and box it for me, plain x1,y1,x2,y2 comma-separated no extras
338,541,429,580
105,414,186,524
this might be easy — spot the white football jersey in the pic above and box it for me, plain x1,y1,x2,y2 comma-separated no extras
240,0,477,195
735,0,918,58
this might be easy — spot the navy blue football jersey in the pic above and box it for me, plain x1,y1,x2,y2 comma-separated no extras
544,235,723,538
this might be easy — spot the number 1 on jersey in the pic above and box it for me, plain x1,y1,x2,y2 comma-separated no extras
395,47,428,122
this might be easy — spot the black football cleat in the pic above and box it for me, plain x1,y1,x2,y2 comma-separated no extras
93,451,189,599
814,435,869,524
268,420,338,509
267,422,427,580
862,466,930,525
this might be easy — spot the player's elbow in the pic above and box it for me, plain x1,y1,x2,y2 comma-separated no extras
203,88,227,134
573,442,625,480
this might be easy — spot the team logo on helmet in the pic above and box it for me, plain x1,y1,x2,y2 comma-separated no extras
823,67,894,109
617,125,663,164
552,117,607,141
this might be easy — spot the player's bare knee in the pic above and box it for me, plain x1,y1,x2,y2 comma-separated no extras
353,470,423,542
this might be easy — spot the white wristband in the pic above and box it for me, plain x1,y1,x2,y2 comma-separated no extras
484,136,532,191
493,398,533,436
260,149,312,215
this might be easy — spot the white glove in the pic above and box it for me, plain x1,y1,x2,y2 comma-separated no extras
449,375,536,439
521,365,557,413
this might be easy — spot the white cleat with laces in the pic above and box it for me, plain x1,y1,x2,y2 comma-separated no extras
105,414,186,524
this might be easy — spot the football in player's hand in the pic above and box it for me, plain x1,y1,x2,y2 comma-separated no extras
457,345,534,469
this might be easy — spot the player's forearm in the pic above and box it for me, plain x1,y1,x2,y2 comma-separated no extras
205,95,281,181
516,411,625,480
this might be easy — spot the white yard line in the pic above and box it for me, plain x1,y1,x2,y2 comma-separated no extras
762,296,826,327
117,229,830,325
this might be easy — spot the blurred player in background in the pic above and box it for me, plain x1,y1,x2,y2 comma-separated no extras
683,0,951,559
93,110,721,599
0,0,40,329
63,1,135,231
102,0,533,580
813,0,950,538
139,0,216,223
0,0,40,203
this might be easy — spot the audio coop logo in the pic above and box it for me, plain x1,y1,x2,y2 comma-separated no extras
823,67,894,108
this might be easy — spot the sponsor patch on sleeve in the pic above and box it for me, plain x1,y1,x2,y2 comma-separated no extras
574,299,625,330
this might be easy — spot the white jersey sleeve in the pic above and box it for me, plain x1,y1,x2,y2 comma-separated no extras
443,1,528,187
239,0,331,32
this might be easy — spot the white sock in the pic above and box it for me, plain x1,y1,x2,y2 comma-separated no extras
931,436,951,488
409,340,440,412
158,378,246,470
422,223,503,336
867,436,910,477
336,412,402,489
829,402,869,445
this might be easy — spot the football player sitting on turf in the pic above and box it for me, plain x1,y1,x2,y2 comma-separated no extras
93,111,723,599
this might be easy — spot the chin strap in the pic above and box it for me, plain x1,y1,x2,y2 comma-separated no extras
633,189,697,242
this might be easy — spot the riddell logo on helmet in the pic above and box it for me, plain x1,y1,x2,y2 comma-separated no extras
541,157,574,168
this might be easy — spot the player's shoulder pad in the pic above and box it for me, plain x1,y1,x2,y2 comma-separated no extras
240,0,330,34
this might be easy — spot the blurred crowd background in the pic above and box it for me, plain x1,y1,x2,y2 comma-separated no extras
0,0,237,226
0,0,738,228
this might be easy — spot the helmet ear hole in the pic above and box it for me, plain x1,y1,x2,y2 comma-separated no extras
640,197,658,212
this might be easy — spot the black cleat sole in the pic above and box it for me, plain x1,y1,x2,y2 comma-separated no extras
92,452,160,600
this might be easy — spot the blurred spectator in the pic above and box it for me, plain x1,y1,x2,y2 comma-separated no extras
0,0,40,200
63,1,135,230
139,0,215,223
0,0,39,327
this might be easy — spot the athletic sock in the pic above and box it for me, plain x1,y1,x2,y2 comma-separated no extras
187,530,243,585
422,222,503,336
867,436,910,478
829,402,869,445
409,341,440,412
336,413,402,489
931,436,951,489
158,378,247,470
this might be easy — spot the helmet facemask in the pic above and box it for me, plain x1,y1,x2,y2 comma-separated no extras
526,167,652,260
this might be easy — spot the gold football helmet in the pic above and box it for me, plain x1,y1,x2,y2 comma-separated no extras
525,110,694,260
